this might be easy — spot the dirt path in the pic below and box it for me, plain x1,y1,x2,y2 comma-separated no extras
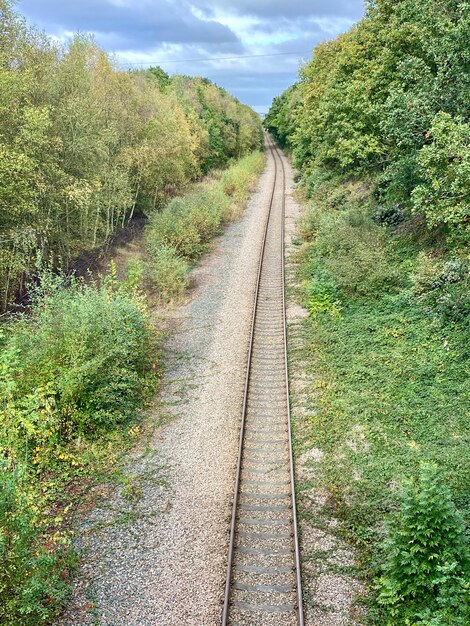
57,150,276,626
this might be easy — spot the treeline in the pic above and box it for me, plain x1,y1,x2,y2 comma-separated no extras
265,0,469,245
0,0,262,311
266,1,470,624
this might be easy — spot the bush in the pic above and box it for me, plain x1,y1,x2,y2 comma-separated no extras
304,167,336,198
373,204,406,227
413,113,470,244
374,156,422,211
306,278,342,318
0,269,154,620
307,207,400,298
220,151,265,219
410,252,441,294
0,462,70,625
145,244,189,302
297,205,322,242
186,188,228,242
3,272,152,450
411,254,469,323
146,199,203,262
377,463,470,625
144,151,265,298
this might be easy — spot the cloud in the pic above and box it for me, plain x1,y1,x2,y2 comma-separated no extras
17,0,365,110
18,0,241,51
196,0,364,20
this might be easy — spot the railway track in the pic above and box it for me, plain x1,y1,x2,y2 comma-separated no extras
222,136,304,626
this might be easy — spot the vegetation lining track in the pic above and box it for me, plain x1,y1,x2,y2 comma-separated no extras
222,136,304,626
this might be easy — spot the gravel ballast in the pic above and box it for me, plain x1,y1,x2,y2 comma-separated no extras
57,152,276,626
282,150,365,625
57,146,364,626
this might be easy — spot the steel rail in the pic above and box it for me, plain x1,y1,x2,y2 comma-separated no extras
275,141,305,626
221,135,304,625
221,133,279,626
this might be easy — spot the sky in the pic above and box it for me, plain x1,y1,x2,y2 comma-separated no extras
17,0,365,114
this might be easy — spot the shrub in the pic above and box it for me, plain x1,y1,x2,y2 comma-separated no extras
186,188,227,242
0,462,70,625
220,151,265,218
306,278,342,318
308,207,400,298
413,113,470,244
145,244,189,301
377,463,470,625
373,204,406,227
411,254,469,323
144,151,264,299
146,199,203,261
4,273,152,447
304,167,335,198
410,252,442,295
297,207,322,242
220,158,254,200
375,156,422,210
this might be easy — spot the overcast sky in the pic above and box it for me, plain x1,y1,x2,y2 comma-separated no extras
18,0,365,114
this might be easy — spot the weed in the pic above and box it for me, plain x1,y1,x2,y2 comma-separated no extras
377,464,470,625
0,462,72,625
0,267,155,623
144,151,264,300
145,245,189,302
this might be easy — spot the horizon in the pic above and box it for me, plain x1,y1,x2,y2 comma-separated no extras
17,0,366,114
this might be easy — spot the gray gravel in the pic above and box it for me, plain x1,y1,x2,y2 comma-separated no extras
57,153,276,626
282,150,366,625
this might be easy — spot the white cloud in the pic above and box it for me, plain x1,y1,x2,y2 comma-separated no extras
18,0,365,109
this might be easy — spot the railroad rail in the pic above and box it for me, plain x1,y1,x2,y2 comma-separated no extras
222,136,304,625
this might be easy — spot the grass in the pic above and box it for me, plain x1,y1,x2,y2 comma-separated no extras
295,175,470,623
144,151,265,301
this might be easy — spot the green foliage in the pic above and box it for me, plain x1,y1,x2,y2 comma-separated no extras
411,254,469,324
264,84,300,149
265,0,470,244
306,279,342,318
148,66,171,91
268,0,470,620
0,5,263,311
0,462,71,625
377,464,470,625
220,151,265,217
144,151,265,300
169,74,263,173
146,199,203,262
0,267,154,622
145,245,189,302
1,267,153,475
4,273,152,448
412,113,470,241
303,182,400,299
296,185,470,622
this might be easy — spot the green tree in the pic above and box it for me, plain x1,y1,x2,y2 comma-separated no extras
0,3,262,311
413,113,470,240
